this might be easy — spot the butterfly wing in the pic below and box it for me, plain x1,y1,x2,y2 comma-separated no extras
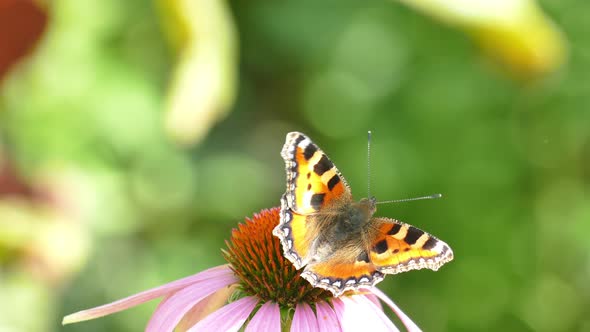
368,217,453,274
280,132,351,214
300,246,384,297
295,216,454,296
273,132,352,269
273,194,317,269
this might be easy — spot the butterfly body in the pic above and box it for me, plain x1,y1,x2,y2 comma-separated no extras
299,197,375,264
273,132,453,296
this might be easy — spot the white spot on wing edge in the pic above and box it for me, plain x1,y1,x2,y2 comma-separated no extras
299,137,311,148
433,241,446,253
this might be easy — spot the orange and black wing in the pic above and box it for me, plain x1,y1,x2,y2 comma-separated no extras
273,132,352,269
367,217,453,274
280,131,351,215
300,244,383,297
273,194,318,269
296,217,454,296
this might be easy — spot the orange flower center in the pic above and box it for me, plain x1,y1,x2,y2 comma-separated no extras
223,207,332,306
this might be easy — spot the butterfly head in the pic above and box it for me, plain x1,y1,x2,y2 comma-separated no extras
358,196,377,218
359,197,377,216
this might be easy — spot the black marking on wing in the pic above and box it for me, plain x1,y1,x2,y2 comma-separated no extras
313,155,333,176
303,143,317,160
373,239,388,254
404,227,424,245
310,193,326,210
387,223,402,236
327,174,340,191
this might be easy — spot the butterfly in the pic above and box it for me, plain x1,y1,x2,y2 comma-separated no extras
272,132,454,296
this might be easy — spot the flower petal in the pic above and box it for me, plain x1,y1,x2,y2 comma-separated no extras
291,302,319,331
364,293,383,310
333,296,399,332
176,284,238,331
352,296,399,331
188,296,259,332
315,301,341,331
146,273,238,332
62,265,234,325
370,288,422,332
245,301,280,332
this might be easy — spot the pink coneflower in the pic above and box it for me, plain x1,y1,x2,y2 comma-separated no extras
63,207,422,331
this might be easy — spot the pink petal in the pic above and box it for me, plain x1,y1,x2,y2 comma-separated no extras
364,293,383,310
245,301,280,332
370,288,422,332
352,295,399,331
146,273,238,332
291,302,319,331
331,299,351,331
333,296,399,332
176,284,238,331
188,296,259,332
315,301,341,331
63,265,234,325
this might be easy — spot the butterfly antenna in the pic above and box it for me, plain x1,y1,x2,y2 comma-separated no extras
376,193,443,205
367,130,372,198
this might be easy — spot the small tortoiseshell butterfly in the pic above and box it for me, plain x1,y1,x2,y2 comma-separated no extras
272,132,454,296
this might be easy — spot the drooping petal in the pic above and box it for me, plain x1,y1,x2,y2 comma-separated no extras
176,284,238,331
245,301,280,332
62,265,234,325
291,302,319,331
146,273,238,332
188,296,259,332
333,296,399,332
370,288,422,332
352,295,399,331
315,301,341,331
364,292,383,310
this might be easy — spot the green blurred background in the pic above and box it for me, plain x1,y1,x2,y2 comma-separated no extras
0,0,588,331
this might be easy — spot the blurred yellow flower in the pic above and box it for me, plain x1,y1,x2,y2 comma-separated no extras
158,0,238,146
398,0,567,78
